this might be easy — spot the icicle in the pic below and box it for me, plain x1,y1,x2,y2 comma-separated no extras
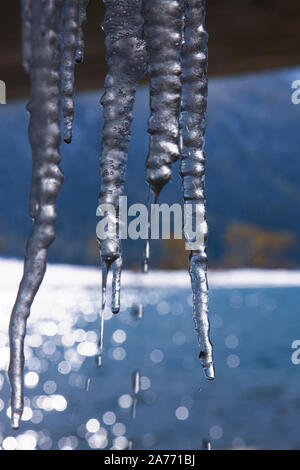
97,0,146,338
111,255,122,313
96,260,109,367
21,0,37,221
143,0,183,196
8,0,65,430
131,369,140,419
179,0,214,380
62,0,89,144
61,0,81,144
20,0,32,73
142,188,157,273
142,0,183,272
75,0,89,64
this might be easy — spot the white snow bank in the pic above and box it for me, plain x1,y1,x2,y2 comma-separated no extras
1,257,300,289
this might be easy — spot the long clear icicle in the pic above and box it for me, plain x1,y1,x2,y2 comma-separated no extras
8,0,65,430
96,260,109,367
142,0,183,272
97,0,146,362
180,0,214,380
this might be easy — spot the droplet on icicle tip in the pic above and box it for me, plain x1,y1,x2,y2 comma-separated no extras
132,398,137,419
131,303,144,319
128,440,133,450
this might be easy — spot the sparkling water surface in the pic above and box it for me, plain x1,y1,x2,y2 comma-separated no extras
0,261,299,450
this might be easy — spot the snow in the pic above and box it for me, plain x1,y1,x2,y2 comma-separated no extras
1,257,299,290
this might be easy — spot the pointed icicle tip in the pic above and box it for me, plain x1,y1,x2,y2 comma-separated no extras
11,411,21,430
203,362,215,381
111,256,122,314
64,135,72,144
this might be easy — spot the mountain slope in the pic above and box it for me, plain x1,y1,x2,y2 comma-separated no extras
0,67,299,267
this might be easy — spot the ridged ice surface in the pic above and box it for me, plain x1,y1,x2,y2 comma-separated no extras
142,0,183,274
180,0,214,379
97,0,146,356
75,0,89,64
61,0,81,144
8,0,65,430
20,0,32,73
62,0,89,143
143,0,183,196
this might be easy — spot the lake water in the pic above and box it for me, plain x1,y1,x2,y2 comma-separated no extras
0,259,299,450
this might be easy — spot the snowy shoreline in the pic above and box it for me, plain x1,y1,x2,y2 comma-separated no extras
1,257,300,289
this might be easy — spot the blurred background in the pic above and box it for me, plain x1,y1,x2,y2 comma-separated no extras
0,0,300,451
0,0,300,269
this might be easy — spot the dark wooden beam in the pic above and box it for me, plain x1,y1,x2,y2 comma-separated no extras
0,0,299,100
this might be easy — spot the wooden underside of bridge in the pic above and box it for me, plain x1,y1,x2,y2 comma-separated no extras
1,0,299,100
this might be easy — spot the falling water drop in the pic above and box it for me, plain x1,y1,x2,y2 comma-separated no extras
128,440,133,450
85,377,91,392
202,439,211,450
131,303,144,320
132,399,137,419
131,369,140,419
132,369,140,396
137,303,144,319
